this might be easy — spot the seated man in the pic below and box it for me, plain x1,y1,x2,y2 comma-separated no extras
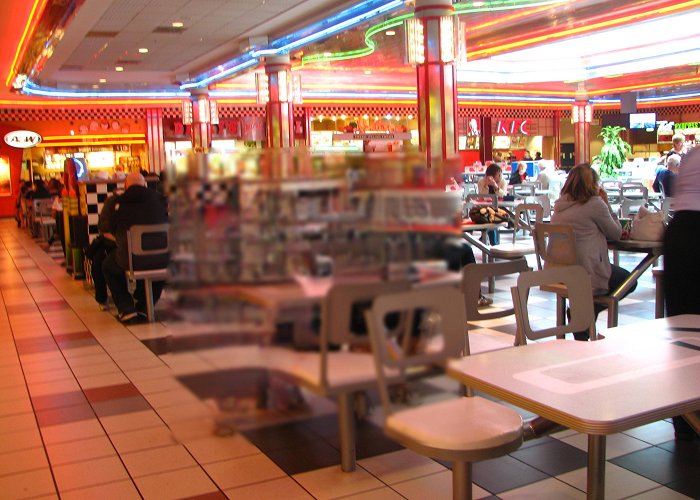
102,172,168,324
653,153,681,197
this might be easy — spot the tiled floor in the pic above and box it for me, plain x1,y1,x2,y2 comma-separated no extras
0,218,698,499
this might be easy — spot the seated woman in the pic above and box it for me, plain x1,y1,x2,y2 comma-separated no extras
550,163,637,340
477,163,508,245
509,161,528,185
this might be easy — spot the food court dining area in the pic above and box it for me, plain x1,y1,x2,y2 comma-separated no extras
1,150,699,500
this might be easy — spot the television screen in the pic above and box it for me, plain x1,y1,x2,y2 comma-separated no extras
629,113,656,131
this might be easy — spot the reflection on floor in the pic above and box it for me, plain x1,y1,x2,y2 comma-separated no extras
0,218,698,499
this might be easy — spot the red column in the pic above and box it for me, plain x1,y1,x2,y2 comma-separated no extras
573,85,591,165
413,0,458,167
553,110,561,168
265,55,294,148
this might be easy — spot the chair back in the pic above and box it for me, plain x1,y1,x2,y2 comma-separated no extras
620,183,648,217
510,203,543,243
318,279,411,389
461,259,530,353
533,222,577,270
32,198,53,218
364,285,465,416
126,223,170,272
511,265,596,344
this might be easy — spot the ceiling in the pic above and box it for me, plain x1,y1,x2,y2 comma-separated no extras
3,0,700,107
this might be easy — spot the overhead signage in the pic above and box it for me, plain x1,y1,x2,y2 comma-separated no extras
333,132,412,141
4,130,42,148
495,119,531,135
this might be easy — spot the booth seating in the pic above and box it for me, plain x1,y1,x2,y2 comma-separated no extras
125,223,170,322
365,285,523,500
31,198,56,242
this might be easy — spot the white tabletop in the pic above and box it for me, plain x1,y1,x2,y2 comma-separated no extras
448,315,700,435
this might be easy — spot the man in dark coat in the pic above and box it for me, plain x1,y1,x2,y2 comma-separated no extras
102,172,168,324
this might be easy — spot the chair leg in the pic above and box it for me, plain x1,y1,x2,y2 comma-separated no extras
452,460,472,500
337,392,356,472
144,279,156,323
606,301,618,328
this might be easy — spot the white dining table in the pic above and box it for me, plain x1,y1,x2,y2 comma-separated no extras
447,314,700,499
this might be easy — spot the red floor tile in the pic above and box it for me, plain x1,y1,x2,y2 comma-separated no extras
84,383,141,404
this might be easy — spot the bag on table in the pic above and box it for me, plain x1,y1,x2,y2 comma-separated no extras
468,205,509,224
630,207,665,241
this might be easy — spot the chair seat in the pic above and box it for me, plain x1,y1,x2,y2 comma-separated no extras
263,347,399,396
488,242,535,259
385,396,523,462
128,268,168,281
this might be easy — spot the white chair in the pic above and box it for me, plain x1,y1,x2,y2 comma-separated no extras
265,279,411,472
511,265,597,345
487,203,543,260
533,222,620,329
365,285,523,500
461,259,530,352
620,182,648,218
126,223,170,322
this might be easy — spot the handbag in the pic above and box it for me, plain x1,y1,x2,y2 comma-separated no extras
469,205,509,224
630,207,665,241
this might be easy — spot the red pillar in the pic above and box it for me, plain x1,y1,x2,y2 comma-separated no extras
573,85,591,165
265,55,294,148
413,0,458,167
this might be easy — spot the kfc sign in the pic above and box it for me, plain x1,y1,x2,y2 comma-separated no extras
495,119,531,135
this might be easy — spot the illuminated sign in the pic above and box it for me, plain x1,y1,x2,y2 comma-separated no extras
4,130,42,148
333,132,412,141
495,119,531,135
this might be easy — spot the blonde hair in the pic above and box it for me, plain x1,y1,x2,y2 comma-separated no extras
672,133,685,145
560,163,599,203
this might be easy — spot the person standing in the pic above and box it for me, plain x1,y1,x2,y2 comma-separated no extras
102,173,168,324
663,146,700,441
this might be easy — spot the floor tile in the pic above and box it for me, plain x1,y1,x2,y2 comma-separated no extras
39,418,105,445
293,464,386,500
509,437,589,476
499,476,585,499
59,480,142,500
36,403,95,427
0,447,50,475
224,476,313,499
358,449,446,485
0,468,56,499
183,434,260,464
472,454,549,494
390,469,492,500
133,466,220,499
52,455,130,492
557,462,661,499
204,453,286,490
122,444,199,478
109,426,179,454
45,436,117,466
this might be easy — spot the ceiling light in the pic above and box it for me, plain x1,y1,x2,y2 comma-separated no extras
364,70,372,75
115,66,124,72
385,30,395,36
138,48,149,53
323,52,332,57
172,21,184,28
473,1,485,6
92,84,99,89
99,78,107,83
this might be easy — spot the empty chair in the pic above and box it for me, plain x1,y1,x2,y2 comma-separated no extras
601,180,622,215
620,182,648,218
511,265,597,345
365,285,523,500
265,279,410,472
487,203,543,260
461,259,530,352
125,223,170,322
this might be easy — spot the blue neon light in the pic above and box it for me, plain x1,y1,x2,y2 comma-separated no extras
22,80,189,98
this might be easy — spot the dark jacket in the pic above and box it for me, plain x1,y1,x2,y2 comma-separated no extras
113,185,168,269
653,169,676,197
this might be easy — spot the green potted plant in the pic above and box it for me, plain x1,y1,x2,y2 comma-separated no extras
593,126,631,178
